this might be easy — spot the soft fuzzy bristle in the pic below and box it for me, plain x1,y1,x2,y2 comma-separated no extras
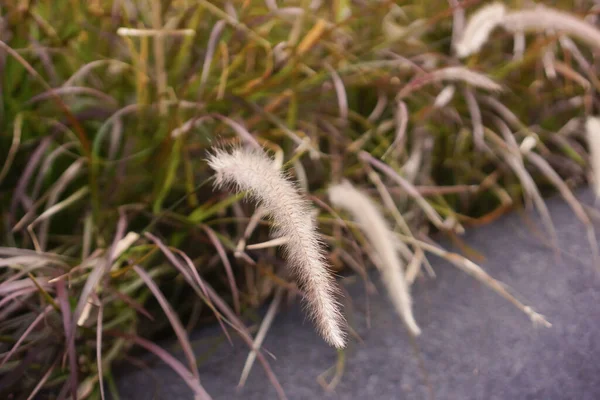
455,3,506,58
502,6,600,51
429,67,502,92
586,117,600,199
328,181,421,337
208,148,347,348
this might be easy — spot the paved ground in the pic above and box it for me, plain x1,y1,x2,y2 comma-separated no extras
115,188,600,400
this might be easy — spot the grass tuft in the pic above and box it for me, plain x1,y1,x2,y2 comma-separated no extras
0,1,598,398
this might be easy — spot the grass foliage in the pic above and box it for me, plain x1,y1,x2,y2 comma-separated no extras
0,0,598,398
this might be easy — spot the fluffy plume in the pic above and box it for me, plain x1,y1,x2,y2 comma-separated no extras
207,147,346,348
433,85,456,109
455,2,506,58
502,6,600,50
328,181,421,336
428,67,502,91
586,117,600,198
400,66,502,98
456,4,600,57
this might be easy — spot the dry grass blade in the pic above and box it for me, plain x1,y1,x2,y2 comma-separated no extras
0,287,36,311
37,159,85,250
145,233,232,343
208,147,347,348
111,289,154,321
246,236,290,250
402,67,502,97
0,305,52,368
203,283,287,400
0,274,43,295
212,114,261,149
200,224,240,314
132,265,200,380
235,207,266,256
525,151,599,265
479,95,527,132
27,186,90,243
0,247,68,258
144,233,200,291
151,0,167,114
325,64,348,124
0,254,66,269
199,21,226,96
486,126,558,250
107,331,212,400
364,165,420,255
26,359,58,400
73,211,127,331
116,28,195,37
368,90,388,121
386,231,550,327
559,35,592,72
238,287,283,387
383,100,408,158
10,137,52,216
359,152,446,230
405,247,426,285
63,60,130,87
0,113,23,186
56,280,78,400
0,40,90,155
31,142,78,201
553,61,590,90
27,87,117,107
463,88,486,150
96,301,105,400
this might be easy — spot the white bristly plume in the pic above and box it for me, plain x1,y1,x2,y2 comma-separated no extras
328,181,421,336
502,6,600,51
208,147,347,348
586,117,600,199
455,2,506,58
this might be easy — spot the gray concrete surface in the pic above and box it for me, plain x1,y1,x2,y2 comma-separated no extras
115,188,600,400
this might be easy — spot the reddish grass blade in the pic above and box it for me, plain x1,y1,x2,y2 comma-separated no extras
26,358,59,400
201,224,240,314
111,289,155,320
73,211,127,331
144,231,234,343
203,283,287,400
132,265,201,381
0,305,52,368
97,300,105,400
105,330,212,400
56,279,78,400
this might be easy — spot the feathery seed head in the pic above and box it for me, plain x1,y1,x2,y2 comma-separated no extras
586,117,600,199
502,6,600,51
329,180,421,336
455,3,506,58
207,147,347,348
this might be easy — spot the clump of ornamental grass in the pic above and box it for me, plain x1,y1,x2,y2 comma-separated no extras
0,1,599,399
